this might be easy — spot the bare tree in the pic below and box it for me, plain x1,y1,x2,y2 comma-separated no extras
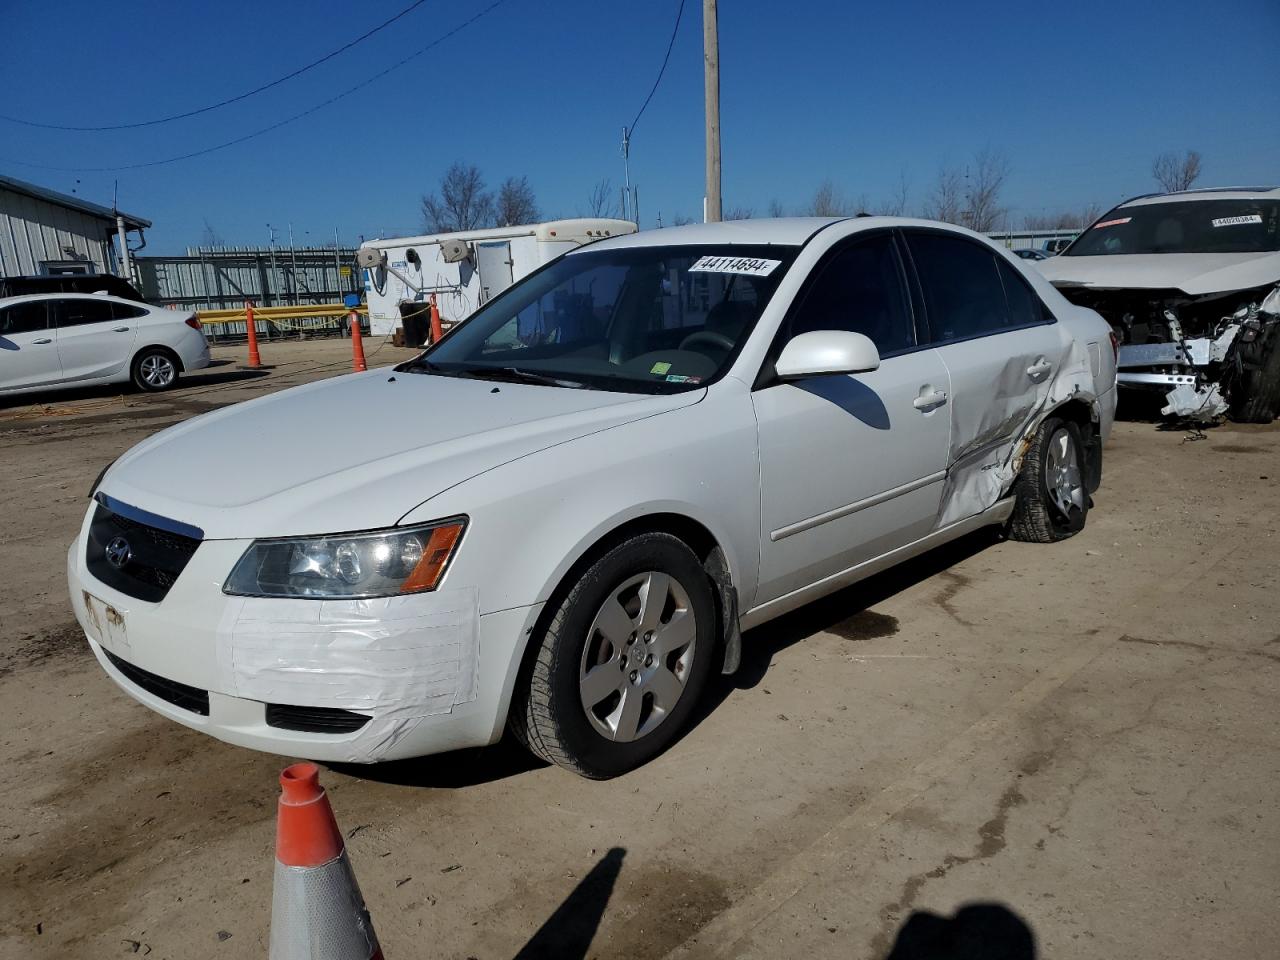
200,218,222,248
724,204,755,220
882,170,910,217
585,178,618,218
767,198,785,218
965,148,1010,232
923,166,966,225
496,176,539,226
807,179,857,217
1152,150,1202,192
672,214,696,226
1024,202,1103,232
421,162,495,233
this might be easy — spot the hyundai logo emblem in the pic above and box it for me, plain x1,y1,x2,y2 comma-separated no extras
105,536,133,570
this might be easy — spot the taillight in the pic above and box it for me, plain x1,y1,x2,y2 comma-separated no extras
1108,330,1119,362
185,315,202,331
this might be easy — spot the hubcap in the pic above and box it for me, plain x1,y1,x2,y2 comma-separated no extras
1045,427,1085,520
141,354,175,387
578,571,696,743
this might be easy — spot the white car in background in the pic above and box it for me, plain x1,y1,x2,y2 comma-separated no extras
70,217,1116,778
0,293,210,396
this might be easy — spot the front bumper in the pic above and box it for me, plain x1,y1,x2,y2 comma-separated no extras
67,525,540,763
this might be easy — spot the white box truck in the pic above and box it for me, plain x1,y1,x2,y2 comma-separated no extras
358,218,637,341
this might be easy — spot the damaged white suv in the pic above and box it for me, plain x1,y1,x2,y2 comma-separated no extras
69,218,1116,778
1037,187,1280,422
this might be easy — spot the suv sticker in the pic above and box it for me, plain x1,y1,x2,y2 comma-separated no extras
689,256,782,276
1211,215,1262,228
1092,217,1132,229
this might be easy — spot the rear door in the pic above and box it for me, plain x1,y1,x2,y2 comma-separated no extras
751,232,952,604
51,297,138,383
902,229,1063,526
475,242,514,303
0,299,61,391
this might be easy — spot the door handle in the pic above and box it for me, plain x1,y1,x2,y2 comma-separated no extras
113,326,130,332
1027,358,1052,379
32,337,53,345
913,389,948,410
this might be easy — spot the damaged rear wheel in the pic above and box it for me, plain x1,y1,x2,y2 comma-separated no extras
1008,416,1089,543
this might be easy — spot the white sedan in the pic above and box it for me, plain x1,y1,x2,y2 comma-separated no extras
0,293,210,396
69,218,1116,778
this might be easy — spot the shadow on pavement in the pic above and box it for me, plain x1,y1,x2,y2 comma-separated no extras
0,367,270,409
513,847,626,959
331,733,547,789
883,902,1036,959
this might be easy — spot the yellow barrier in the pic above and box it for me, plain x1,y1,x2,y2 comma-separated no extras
197,303,368,326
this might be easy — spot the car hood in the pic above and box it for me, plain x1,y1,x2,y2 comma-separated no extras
1035,251,1280,295
100,370,702,539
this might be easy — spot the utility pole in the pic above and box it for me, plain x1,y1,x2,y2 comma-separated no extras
703,0,721,222
266,224,278,307
288,222,299,306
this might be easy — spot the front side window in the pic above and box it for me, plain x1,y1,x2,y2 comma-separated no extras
1064,199,1280,256
0,301,49,336
51,298,115,328
786,234,915,355
414,244,799,393
906,233,1010,342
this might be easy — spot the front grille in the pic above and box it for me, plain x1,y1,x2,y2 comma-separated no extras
266,703,371,734
104,650,210,716
86,499,201,603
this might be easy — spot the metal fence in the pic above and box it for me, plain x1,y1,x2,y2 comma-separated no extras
135,245,362,311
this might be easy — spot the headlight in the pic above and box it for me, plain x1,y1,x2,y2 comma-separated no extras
223,518,466,599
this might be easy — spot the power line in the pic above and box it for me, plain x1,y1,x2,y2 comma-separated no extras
0,0,511,172
0,0,433,131
627,0,687,139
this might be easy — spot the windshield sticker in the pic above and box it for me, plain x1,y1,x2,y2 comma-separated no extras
650,361,672,375
1212,214,1262,228
666,374,701,384
689,255,782,277
1092,217,1131,229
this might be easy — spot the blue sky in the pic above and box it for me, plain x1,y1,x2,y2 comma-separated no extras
3,0,1277,253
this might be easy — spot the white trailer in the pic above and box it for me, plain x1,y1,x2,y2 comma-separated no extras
358,218,637,340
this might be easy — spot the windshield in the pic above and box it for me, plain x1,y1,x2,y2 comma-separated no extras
1065,198,1280,256
410,243,799,393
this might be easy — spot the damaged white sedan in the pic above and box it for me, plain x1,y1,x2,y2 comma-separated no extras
1037,187,1280,422
69,218,1116,778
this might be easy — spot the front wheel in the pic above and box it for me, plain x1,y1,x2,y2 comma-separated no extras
1008,417,1089,543
511,533,717,778
131,348,179,392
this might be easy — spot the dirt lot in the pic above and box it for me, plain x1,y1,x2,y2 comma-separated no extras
2,338,1277,959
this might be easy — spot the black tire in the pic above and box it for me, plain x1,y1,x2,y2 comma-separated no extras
510,533,717,779
131,347,180,392
1008,417,1089,543
1229,328,1280,424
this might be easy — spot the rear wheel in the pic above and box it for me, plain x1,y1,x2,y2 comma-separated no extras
131,348,179,392
511,533,716,779
1008,417,1089,543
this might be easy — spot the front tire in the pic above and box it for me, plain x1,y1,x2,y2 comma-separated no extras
131,348,179,392
1008,417,1089,543
511,533,717,779
1229,326,1280,424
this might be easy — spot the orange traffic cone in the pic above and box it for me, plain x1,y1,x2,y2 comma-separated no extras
429,294,443,345
350,310,367,372
245,300,262,369
270,763,383,960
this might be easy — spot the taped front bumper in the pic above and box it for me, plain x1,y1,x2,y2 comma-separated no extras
68,534,536,762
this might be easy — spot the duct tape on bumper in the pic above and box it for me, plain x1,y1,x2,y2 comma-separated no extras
270,852,380,960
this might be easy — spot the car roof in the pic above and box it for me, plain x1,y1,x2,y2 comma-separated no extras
579,215,987,252
1120,186,1280,208
0,292,149,307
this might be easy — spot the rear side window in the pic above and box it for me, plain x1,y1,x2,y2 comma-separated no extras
788,234,916,355
997,258,1049,327
0,301,49,336
50,299,116,328
111,302,149,320
906,232,1010,342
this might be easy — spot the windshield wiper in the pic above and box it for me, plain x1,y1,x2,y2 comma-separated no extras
455,366,586,389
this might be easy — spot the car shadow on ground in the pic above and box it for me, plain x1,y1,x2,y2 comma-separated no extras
349,527,1002,790
0,366,270,409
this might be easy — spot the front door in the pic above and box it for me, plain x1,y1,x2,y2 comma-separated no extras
0,300,61,391
50,297,137,383
752,233,952,605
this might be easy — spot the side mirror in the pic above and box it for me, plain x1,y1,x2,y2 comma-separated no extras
775,330,880,379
